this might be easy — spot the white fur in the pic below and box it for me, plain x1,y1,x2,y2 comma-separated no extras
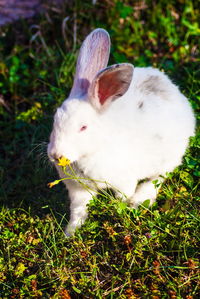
48,29,195,236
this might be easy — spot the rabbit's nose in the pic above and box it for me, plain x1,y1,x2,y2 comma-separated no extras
47,144,62,163
48,152,61,163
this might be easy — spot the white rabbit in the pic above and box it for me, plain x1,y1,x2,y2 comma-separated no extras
48,28,195,236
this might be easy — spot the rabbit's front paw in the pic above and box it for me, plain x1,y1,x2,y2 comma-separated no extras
64,223,77,237
64,211,88,237
64,219,83,237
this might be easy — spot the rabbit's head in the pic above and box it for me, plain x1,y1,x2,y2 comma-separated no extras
48,29,133,163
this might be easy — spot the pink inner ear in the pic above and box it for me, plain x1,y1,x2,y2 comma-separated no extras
98,72,121,105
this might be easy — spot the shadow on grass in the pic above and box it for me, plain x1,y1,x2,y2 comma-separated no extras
0,114,70,226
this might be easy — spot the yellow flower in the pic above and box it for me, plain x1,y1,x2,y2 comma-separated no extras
57,156,71,167
47,180,60,188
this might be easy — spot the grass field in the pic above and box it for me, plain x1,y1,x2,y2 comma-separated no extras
0,0,199,297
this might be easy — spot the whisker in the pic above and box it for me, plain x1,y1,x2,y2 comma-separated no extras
29,141,56,175
29,141,48,157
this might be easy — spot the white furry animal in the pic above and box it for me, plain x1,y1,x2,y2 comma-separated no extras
48,28,195,236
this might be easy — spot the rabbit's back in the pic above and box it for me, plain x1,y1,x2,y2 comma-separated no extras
131,67,195,139
98,66,195,180
107,66,195,140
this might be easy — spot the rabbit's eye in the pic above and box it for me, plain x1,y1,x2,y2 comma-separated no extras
80,125,87,132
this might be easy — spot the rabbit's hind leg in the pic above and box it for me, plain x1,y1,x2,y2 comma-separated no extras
129,176,164,208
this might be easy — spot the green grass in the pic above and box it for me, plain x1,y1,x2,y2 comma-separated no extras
0,0,200,297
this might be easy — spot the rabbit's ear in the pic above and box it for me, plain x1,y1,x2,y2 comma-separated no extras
69,28,110,98
88,63,134,111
